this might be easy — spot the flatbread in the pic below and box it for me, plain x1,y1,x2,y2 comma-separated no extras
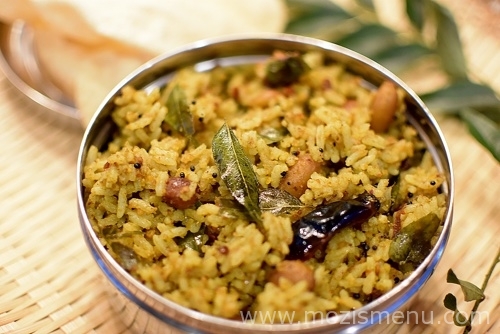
0,0,288,126
43,0,288,54
75,51,148,126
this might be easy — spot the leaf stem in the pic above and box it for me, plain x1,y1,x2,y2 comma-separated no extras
463,246,500,334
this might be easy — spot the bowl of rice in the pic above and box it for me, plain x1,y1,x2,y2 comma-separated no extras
77,34,454,333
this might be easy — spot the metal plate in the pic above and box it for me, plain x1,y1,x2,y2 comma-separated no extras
0,20,79,120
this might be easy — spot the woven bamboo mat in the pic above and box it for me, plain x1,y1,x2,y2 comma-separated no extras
1,5,499,334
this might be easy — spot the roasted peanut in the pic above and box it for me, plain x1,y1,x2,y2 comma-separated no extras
163,177,197,209
268,260,315,291
279,153,321,198
370,81,399,133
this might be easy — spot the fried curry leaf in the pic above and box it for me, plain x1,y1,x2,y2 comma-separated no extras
389,212,441,263
217,198,251,220
212,123,261,222
102,225,120,237
110,242,138,271
390,175,403,211
265,54,309,87
401,148,426,171
258,127,288,144
175,226,207,253
164,85,195,136
447,269,485,302
259,188,306,215
219,205,249,220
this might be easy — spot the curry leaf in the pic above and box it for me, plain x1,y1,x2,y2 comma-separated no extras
460,108,500,162
389,212,441,263
258,127,288,144
444,251,500,333
355,0,375,10
420,81,500,113
110,243,138,271
175,226,207,253
218,199,249,220
405,0,426,32
374,43,433,74
444,293,470,327
433,2,468,79
212,123,261,222
443,293,457,311
285,0,352,38
265,55,309,87
390,175,403,211
475,107,500,123
335,24,398,59
259,188,306,215
164,85,195,136
447,269,485,302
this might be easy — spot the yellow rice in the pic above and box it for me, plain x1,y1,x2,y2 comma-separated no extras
82,51,446,323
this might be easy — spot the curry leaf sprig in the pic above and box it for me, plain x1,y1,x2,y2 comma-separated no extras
404,0,500,162
284,1,500,331
285,0,500,162
443,247,500,333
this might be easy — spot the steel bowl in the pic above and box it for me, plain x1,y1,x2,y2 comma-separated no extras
76,33,454,334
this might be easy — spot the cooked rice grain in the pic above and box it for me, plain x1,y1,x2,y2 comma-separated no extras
82,51,446,321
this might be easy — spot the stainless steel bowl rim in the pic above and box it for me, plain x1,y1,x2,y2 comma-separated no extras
0,21,80,120
77,33,454,333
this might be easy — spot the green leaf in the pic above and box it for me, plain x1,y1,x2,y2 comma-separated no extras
389,213,441,263
390,175,403,211
164,85,195,136
265,54,309,87
433,3,468,79
334,24,398,59
285,0,352,38
355,0,375,11
405,0,426,31
259,188,306,215
218,199,249,220
420,81,500,113
286,13,352,37
443,294,470,327
447,269,485,302
453,311,469,327
110,243,138,271
212,123,262,222
443,293,457,311
258,127,288,144
460,108,500,162
175,226,207,253
374,43,433,74
474,106,500,123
